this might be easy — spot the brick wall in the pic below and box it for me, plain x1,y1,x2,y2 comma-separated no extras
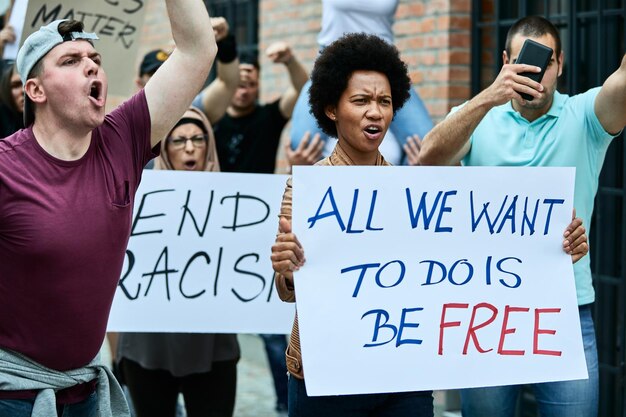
258,1,321,103
258,0,472,122
258,0,472,172
128,0,472,171
117,0,472,115
395,0,472,121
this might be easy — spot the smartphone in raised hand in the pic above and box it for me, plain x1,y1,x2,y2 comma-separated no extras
515,38,553,101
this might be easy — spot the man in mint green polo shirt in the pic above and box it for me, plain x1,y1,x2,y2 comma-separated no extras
419,15,625,417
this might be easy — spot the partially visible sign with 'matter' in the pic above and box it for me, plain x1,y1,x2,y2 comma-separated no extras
14,0,146,96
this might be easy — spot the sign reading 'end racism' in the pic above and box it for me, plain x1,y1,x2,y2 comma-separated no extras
108,170,294,335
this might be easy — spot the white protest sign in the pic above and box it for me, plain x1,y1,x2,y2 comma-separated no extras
3,0,27,60
108,170,294,334
292,166,587,396
15,0,147,96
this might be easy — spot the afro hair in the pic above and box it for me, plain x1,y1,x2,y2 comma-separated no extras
308,33,411,138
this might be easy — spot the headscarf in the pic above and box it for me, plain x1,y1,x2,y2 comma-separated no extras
153,106,220,172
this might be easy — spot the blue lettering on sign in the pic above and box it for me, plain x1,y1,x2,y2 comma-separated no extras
341,256,523,295
346,189,384,233
341,263,381,297
542,199,565,235
405,189,457,232
361,307,424,348
522,197,539,235
497,257,523,288
307,186,346,231
341,260,406,297
308,187,384,233
419,256,523,288
470,192,565,235
375,261,406,289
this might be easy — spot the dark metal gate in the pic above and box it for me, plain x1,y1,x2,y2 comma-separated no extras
203,0,259,85
205,0,259,56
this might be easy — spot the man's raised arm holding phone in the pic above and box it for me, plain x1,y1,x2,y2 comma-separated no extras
418,15,624,417
419,17,625,167
418,30,554,166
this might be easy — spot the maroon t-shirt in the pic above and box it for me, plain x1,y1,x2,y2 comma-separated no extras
0,91,156,401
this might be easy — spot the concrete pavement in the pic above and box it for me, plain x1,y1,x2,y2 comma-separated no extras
234,334,460,417
234,334,284,417
102,333,459,416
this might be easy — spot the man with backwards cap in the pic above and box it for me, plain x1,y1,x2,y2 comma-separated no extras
0,1,217,416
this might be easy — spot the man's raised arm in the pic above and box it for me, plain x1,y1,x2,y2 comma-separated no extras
419,62,543,166
595,54,626,136
199,17,240,124
265,42,308,119
144,0,217,147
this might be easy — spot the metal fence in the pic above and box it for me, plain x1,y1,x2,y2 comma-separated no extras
205,0,259,57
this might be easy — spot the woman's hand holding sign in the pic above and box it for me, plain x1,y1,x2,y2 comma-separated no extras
271,217,306,282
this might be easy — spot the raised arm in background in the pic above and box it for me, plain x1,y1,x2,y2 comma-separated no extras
144,0,217,147
595,54,626,135
265,42,308,119
199,17,240,124
418,63,543,166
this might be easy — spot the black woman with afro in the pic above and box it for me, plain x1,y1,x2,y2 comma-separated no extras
270,33,434,417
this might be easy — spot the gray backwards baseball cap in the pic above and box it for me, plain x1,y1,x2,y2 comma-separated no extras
16,19,99,127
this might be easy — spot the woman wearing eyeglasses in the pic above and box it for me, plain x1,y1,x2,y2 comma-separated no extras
116,107,240,417
154,107,219,172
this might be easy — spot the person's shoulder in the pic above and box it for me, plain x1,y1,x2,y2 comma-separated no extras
577,86,602,96
558,87,601,113
105,90,149,122
568,86,602,102
259,99,280,111
98,90,150,141
0,128,31,157
231,103,268,118
256,100,286,123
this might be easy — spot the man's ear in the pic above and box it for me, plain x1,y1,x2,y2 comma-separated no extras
557,50,564,77
502,50,510,65
324,105,336,122
24,79,45,105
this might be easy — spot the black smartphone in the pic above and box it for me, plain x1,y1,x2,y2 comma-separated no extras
515,38,553,101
